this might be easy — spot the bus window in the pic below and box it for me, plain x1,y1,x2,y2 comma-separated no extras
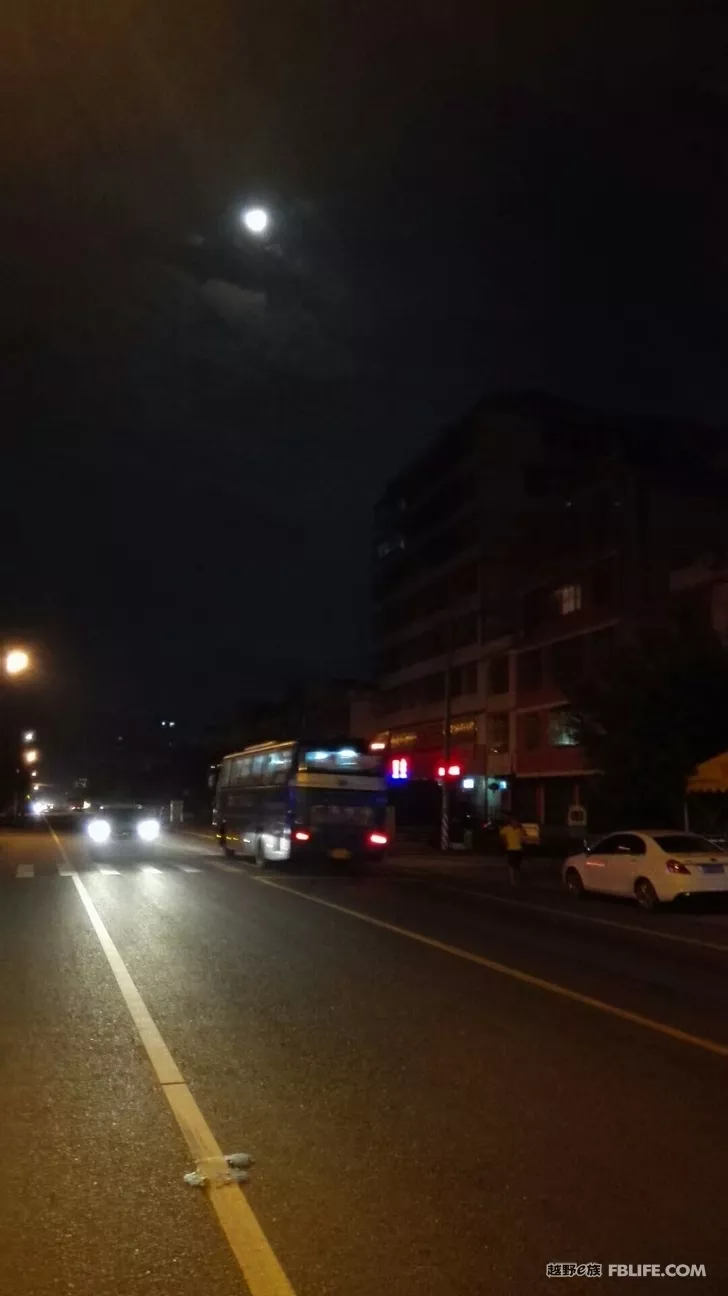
299,747,381,774
231,755,251,784
215,761,231,790
269,747,293,785
251,752,267,782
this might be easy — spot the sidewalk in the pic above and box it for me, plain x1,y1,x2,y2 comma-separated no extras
390,852,562,888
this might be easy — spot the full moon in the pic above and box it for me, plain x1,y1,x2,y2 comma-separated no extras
242,206,269,235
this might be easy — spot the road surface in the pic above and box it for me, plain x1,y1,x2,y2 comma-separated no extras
1,823,727,1295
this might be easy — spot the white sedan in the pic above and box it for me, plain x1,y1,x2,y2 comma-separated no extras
563,830,728,911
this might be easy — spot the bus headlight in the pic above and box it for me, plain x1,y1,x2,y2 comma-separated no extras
87,819,111,844
137,819,160,842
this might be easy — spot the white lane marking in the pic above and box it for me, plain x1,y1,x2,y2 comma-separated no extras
141,865,162,874
178,866,201,873
99,867,121,875
16,863,34,878
57,863,74,876
47,826,297,1296
409,877,728,956
255,876,728,1060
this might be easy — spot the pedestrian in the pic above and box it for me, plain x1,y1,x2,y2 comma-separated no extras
499,815,525,886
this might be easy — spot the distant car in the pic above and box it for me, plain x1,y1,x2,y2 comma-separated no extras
563,830,728,910
85,802,162,849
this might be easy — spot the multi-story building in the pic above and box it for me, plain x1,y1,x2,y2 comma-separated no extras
368,393,726,832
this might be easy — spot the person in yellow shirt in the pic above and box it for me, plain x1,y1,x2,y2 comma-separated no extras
499,816,525,886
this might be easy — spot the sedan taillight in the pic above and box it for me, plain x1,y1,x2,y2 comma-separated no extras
666,858,691,875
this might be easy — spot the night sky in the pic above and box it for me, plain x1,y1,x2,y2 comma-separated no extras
2,3,727,748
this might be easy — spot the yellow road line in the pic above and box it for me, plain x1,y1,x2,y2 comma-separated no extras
48,826,297,1296
256,876,728,1060
412,877,728,955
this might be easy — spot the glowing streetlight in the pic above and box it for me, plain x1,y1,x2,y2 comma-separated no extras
23,730,36,744
23,749,39,765
241,206,269,236
5,649,31,676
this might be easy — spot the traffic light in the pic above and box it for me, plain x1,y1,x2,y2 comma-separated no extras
436,763,461,779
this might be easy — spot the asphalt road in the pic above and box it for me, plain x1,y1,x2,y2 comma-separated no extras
2,824,728,1295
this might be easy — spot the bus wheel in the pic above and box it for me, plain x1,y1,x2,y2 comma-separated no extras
220,824,236,858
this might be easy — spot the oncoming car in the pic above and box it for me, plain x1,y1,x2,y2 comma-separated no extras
563,830,728,911
85,803,162,852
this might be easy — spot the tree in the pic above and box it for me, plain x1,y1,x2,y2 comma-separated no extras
572,627,728,827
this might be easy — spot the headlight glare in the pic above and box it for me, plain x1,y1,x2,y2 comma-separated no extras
87,819,111,844
137,818,160,842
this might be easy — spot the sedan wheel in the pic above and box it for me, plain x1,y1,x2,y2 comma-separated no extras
565,866,585,898
635,878,659,912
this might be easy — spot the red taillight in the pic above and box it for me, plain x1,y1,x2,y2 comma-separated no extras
666,858,691,875
294,830,311,842
368,832,388,847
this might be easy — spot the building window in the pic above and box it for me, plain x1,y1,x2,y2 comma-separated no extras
548,707,580,747
549,635,585,690
451,611,478,649
399,680,420,710
523,587,550,633
375,536,404,560
488,712,509,753
488,654,510,695
523,713,541,751
462,661,478,694
517,648,543,692
425,672,446,704
588,626,616,673
591,558,616,608
554,584,582,616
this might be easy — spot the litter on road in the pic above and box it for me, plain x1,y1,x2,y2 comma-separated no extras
184,1152,254,1189
226,1152,254,1169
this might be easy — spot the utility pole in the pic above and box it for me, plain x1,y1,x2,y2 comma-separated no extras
440,616,453,852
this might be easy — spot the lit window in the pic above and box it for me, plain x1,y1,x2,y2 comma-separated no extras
554,584,582,615
548,708,580,747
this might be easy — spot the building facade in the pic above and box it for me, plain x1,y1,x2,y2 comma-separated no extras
366,393,727,831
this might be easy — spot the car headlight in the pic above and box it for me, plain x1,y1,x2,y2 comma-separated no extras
137,818,160,842
87,819,111,844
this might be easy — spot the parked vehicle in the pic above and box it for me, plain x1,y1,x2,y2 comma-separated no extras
563,830,728,910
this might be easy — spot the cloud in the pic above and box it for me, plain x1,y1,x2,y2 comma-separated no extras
202,279,267,324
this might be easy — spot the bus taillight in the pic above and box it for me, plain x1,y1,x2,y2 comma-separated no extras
294,830,311,842
368,832,388,847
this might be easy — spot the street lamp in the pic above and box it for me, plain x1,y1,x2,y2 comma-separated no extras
22,730,36,744
4,648,31,676
23,748,39,765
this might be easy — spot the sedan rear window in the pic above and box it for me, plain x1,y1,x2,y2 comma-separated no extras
652,834,725,854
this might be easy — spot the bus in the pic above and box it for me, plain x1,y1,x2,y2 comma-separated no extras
212,738,389,866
